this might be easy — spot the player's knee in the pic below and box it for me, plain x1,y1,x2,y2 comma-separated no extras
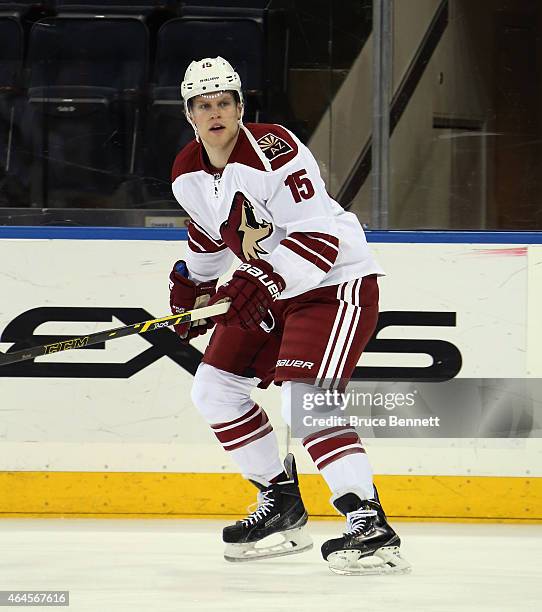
191,363,229,414
191,363,255,423
191,363,213,409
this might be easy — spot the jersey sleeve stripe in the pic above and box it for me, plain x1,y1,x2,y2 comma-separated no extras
289,232,339,261
305,232,340,251
281,231,339,272
188,222,227,253
308,237,340,252
281,239,332,272
191,221,224,246
283,237,336,268
188,238,207,253
288,232,339,259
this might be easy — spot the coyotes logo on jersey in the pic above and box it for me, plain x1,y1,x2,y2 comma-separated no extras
220,192,273,261
257,132,293,161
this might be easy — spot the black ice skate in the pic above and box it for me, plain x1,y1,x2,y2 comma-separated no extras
321,489,411,575
223,453,313,562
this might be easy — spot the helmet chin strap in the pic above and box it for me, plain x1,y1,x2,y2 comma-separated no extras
187,113,200,142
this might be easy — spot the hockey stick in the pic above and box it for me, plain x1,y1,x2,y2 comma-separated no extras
0,301,230,367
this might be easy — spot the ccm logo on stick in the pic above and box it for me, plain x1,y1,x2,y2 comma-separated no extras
44,337,89,354
277,359,314,369
237,263,281,300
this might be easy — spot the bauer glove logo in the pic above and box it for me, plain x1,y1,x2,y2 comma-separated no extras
237,263,282,300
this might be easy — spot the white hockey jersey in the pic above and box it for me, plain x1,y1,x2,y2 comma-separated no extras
171,123,384,299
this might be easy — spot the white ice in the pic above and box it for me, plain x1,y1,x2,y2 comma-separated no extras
0,519,541,612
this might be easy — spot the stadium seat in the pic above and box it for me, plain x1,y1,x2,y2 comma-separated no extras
24,17,148,207
55,0,178,16
136,17,264,206
0,1,35,16
0,15,28,206
155,18,264,94
0,1,26,16
138,94,193,207
54,2,177,70
0,1,54,20
179,0,269,24
177,2,289,122
181,0,269,4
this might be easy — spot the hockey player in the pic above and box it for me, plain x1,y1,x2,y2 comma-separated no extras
169,56,410,575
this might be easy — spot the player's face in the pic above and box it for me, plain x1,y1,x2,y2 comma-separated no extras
189,92,242,149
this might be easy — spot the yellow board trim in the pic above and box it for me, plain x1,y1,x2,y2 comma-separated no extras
0,473,541,521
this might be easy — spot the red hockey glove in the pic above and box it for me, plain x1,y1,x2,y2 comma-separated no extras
169,260,217,340
208,260,285,330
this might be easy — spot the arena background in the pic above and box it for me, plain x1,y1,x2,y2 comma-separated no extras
1,0,541,523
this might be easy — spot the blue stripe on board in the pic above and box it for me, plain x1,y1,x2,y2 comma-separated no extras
0,226,189,240
1,226,542,243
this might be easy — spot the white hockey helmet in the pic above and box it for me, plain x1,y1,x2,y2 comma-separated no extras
181,57,244,133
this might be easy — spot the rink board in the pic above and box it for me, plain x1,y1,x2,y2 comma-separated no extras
0,472,540,521
0,228,541,519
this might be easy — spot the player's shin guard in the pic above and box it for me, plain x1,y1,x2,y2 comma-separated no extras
321,489,411,575
222,453,313,562
192,364,284,483
302,426,374,500
210,403,284,484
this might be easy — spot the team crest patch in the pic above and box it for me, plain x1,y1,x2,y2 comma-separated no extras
257,133,293,161
220,192,274,261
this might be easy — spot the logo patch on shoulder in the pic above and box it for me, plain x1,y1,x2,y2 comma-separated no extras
257,132,293,161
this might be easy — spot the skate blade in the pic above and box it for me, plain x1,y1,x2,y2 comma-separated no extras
328,546,412,576
224,527,313,562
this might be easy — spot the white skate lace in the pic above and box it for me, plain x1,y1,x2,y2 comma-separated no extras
345,508,378,536
241,491,275,526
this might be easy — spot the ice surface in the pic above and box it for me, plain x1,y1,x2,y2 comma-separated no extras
0,519,540,612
